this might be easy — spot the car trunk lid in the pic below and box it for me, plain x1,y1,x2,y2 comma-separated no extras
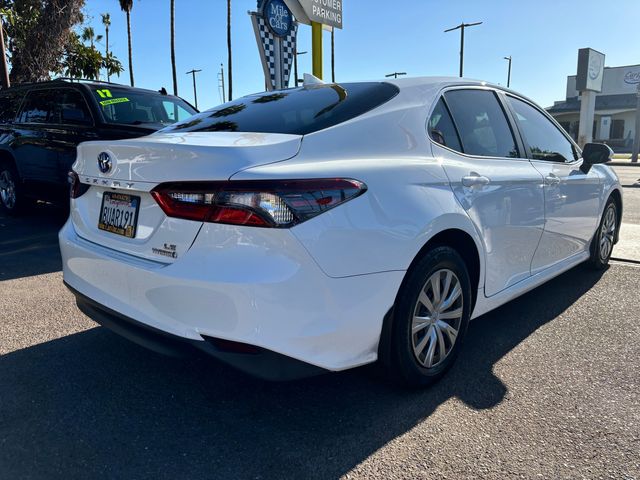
70,132,302,263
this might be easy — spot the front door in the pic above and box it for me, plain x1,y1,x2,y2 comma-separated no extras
504,95,601,273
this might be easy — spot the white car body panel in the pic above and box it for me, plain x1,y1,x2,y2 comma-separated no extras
60,77,623,375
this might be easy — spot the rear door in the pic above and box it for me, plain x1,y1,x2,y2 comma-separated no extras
430,87,545,297
13,89,58,184
504,94,601,273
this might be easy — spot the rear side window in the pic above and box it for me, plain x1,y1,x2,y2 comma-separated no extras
0,91,24,123
506,95,577,162
160,82,400,135
17,89,57,124
444,89,518,158
428,98,462,152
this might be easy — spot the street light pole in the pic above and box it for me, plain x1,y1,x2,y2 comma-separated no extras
504,56,512,88
444,21,482,78
632,83,640,163
294,50,307,87
385,72,407,79
186,68,202,109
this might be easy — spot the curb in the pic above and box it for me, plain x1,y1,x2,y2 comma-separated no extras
609,161,640,167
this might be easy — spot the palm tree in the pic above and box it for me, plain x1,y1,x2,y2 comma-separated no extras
170,0,177,95
119,0,134,86
101,13,111,81
81,27,102,49
227,0,232,101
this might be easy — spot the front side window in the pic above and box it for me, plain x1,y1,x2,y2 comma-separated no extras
428,98,462,152
444,89,518,158
92,87,197,127
59,90,92,126
507,95,577,162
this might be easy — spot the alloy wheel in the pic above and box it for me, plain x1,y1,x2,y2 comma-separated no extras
411,269,464,369
599,205,616,261
0,170,16,210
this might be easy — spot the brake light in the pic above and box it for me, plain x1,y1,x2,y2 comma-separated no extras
151,179,367,228
68,171,90,199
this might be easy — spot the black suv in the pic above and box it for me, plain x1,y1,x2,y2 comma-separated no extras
0,79,197,214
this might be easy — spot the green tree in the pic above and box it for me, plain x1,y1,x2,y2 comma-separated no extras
58,30,123,80
0,0,85,83
118,0,134,86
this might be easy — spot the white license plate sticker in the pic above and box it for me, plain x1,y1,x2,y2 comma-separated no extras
98,192,140,239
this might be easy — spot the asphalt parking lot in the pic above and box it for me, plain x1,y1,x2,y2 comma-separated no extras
1,169,640,479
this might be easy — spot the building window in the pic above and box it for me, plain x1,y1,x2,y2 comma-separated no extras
559,122,571,135
611,119,625,139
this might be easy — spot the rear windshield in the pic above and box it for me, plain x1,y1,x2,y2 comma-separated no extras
159,82,400,136
92,87,197,127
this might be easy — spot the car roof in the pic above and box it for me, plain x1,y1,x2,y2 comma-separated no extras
1,78,174,96
380,75,538,106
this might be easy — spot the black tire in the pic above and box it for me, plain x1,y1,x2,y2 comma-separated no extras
386,246,472,388
589,197,618,270
0,162,28,216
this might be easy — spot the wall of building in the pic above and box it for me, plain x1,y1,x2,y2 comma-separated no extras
566,64,640,98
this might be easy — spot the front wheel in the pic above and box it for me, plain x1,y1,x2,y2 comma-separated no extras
589,198,618,269
386,246,472,388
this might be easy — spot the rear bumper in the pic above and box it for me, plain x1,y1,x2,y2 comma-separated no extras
67,282,325,381
59,219,404,374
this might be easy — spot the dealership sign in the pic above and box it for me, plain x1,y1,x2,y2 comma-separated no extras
576,48,605,92
284,0,343,29
624,70,640,85
263,0,293,37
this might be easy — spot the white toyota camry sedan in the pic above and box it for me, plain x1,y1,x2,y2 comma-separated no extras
60,77,622,386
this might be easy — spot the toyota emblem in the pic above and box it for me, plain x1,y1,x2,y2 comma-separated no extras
97,152,112,174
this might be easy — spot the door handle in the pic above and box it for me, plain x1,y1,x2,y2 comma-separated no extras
544,174,561,186
461,174,491,187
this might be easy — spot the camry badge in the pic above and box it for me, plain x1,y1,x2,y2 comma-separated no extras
97,152,112,174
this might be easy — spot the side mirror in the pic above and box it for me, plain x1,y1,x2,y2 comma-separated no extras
580,142,613,173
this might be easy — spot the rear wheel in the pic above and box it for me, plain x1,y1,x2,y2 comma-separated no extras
589,198,617,269
387,246,472,388
0,163,26,215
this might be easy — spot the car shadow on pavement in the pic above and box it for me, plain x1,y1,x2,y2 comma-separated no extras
0,264,606,479
0,205,67,282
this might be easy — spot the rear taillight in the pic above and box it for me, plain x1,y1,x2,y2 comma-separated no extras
151,179,367,228
68,171,90,199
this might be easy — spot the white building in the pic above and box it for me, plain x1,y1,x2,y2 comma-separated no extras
547,64,640,152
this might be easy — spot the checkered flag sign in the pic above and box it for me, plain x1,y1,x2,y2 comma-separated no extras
251,12,298,91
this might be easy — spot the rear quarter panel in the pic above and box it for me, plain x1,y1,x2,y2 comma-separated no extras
231,104,486,282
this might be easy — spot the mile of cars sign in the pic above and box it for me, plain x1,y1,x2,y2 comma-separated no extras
250,0,298,91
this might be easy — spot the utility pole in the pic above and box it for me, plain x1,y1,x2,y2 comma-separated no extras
294,50,307,87
632,83,640,163
385,72,407,79
186,68,202,109
504,56,512,88
0,16,10,88
444,21,482,78
218,64,226,104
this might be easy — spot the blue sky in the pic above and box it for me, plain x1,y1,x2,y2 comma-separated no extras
84,0,640,111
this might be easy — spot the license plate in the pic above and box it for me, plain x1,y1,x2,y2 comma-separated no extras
98,192,140,239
